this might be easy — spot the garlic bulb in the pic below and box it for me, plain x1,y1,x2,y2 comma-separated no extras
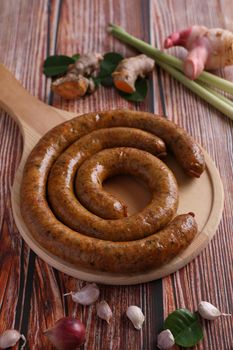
64,283,100,305
0,330,26,349
157,329,175,349
126,305,145,330
96,300,113,323
198,301,231,320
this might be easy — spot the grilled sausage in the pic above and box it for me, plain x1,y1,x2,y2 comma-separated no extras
20,110,203,272
47,132,177,240
49,127,168,225
75,147,170,220
48,147,178,240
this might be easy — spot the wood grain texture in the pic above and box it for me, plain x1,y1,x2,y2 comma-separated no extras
0,1,162,350
152,1,233,349
0,1,232,350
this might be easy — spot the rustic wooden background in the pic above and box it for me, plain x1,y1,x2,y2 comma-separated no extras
0,0,232,349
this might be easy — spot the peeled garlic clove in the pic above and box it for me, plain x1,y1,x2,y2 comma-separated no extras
0,330,26,349
157,329,175,349
126,305,145,330
198,301,231,320
96,300,113,324
71,283,100,305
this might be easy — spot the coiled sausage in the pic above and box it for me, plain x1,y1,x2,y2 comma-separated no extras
20,110,203,273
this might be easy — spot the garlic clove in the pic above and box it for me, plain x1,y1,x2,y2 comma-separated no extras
0,329,26,349
157,329,175,349
198,301,231,321
64,283,100,306
126,305,145,330
96,300,113,324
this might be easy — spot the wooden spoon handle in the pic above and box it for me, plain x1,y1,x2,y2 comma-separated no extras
0,64,64,136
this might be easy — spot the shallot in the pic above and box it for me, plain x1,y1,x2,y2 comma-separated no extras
44,317,86,350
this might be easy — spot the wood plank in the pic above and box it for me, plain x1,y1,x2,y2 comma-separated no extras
0,0,34,338
40,1,163,350
0,0,232,349
0,1,65,349
152,1,233,349
0,0,163,349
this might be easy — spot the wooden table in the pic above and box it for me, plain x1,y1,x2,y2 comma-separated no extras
0,1,232,349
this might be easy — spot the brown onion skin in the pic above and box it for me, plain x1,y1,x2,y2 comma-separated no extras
44,317,86,350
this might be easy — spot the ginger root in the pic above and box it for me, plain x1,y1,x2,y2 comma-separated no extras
51,75,95,100
112,54,155,93
164,26,233,80
51,53,103,99
68,53,103,76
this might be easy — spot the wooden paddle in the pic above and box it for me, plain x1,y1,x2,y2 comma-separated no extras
0,63,224,285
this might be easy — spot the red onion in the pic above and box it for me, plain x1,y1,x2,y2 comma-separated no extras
44,317,86,350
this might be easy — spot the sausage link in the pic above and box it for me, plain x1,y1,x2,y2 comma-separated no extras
49,147,178,240
20,110,202,272
77,147,178,224
21,209,197,273
57,126,166,220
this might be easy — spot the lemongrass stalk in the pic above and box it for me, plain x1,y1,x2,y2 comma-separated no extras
199,83,233,108
108,24,233,95
155,58,233,120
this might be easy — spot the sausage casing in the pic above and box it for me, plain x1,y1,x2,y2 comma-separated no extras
20,110,202,272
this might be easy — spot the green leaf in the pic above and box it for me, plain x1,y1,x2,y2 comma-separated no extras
99,52,123,75
43,55,75,77
97,52,123,86
100,76,114,87
93,76,114,87
118,78,148,102
164,309,204,348
92,77,101,87
72,53,80,61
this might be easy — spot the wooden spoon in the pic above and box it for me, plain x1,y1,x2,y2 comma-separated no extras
0,64,224,285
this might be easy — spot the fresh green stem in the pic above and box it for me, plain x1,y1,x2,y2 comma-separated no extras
108,24,233,95
196,72,233,95
155,58,233,120
199,83,233,108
